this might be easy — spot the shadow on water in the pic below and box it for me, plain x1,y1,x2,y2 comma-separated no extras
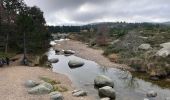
47,47,170,100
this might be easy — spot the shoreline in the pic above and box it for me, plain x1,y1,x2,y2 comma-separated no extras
0,65,92,100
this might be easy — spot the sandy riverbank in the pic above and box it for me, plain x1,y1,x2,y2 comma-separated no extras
0,65,92,100
54,40,131,70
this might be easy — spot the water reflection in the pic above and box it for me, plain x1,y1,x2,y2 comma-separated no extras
99,66,108,73
48,47,170,100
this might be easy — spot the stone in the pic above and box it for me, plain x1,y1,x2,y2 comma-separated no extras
48,58,59,63
55,49,60,54
50,91,64,100
100,97,110,100
138,44,151,50
25,80,39,88
68,60,84,68
94,75,114,88
156,42,170,57
144,98,149,100
64,50,75,55
72,90,87,97
165,97,170,100
156,48,170,57
28,82,53,94
146,90,157,97
98,86,115,99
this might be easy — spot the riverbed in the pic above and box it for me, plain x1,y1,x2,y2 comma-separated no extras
48,40,170,100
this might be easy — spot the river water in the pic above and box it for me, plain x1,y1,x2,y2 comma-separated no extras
48,41,170,100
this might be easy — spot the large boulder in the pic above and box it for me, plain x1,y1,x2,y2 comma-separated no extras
50,91,64,100
98,86,115,99
156,48,170,57
68,60,84,68
138,44,151,50
64,50,75,55
94,75,114,88
72,90,87,97
25,80,39,88
28,82,53,94
156,42,170,57
48,58,59,63
146,90,157,97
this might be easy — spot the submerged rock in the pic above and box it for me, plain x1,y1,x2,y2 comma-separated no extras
94,75,114,88
28,82,53,94
48,58,59,63
98,86,115,99
146,90,157,97
72,90,87,97
68,60,84,68
50,91,64,100
25,80,39,88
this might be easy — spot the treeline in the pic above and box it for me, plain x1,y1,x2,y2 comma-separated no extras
0,0,50,56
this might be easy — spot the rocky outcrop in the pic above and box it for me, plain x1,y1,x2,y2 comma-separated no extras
94,75,114,88
28,82,53,94
138,44,151,50
98,86,115,99
68,60,84,68
50,91,64,100
25,80,39,88
156,42,170,57
48,58,59,63
72,90,87,97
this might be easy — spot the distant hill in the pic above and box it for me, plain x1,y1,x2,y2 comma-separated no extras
162,22,170,26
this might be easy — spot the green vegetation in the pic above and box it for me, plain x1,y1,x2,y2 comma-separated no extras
0,0,50,58
40,76,61,85
53,85,68,92
39,76,68,92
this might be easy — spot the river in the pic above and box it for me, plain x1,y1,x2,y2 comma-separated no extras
48,40,170,100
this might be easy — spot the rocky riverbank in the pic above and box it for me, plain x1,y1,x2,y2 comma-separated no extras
54,40,132,71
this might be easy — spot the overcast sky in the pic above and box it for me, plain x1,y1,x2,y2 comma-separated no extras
24,0,170,25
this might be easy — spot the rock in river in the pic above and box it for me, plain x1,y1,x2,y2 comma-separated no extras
68,60,84,68
50,91,64,100
25,80,39,88
94,75,114,88
28,82,53,94
64,50,75,55
146,90,157,97
98,86,115,99
48,58,59,63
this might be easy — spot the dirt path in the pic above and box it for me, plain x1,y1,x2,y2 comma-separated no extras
54,40,131,70
0,66,92,100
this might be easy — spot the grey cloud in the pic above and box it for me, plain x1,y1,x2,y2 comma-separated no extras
24,0,170,25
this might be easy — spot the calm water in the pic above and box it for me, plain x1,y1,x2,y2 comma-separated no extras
47,47,170,100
